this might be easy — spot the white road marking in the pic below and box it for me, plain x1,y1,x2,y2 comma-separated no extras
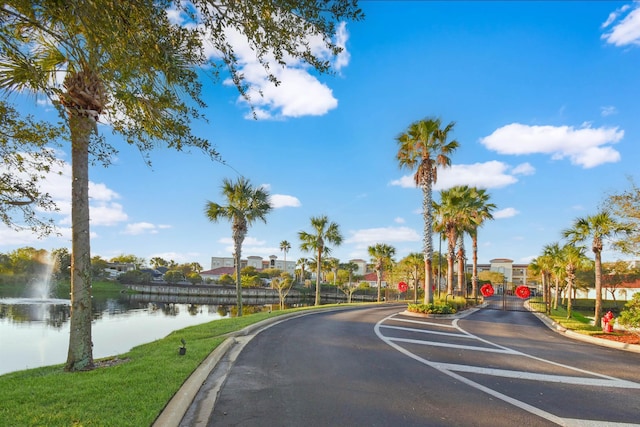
375,313,640,426
387,336,519,354
379,324,480,338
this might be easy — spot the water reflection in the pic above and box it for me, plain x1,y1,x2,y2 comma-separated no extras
0,293,250,376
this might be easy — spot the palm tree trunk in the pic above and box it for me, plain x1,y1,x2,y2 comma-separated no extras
377,269,382,303
456,235,465,296
423,185,434,304
65,114,94,371
446,235,455,295
594,250,603,327
472,235,478,299
234,237,243,316
315,250,322,305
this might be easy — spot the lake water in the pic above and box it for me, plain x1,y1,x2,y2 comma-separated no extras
0,291,249,376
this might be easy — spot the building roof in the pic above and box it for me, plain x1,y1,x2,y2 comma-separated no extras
489,258,513,263
201,267,235,275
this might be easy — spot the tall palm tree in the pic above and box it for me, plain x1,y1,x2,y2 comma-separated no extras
0,3,219,371
433,186,466,295
559,244,592,319
562,211,631,327
205,177,272,316
368,243,396,303
466,188,496,299
280,240,291,276
539,242,563,310
396,117,459,304
299,215,343,306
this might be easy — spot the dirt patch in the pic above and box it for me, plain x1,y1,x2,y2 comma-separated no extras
594,332,640,345
93,357,131,369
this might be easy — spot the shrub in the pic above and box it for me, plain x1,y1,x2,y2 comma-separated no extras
618,293,640,335
117,270,151,284
407,303,457,315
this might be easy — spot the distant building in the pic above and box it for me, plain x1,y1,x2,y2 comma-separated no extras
104,262,136,278
201,267,235,282
210,256,296,276
471,258,531,288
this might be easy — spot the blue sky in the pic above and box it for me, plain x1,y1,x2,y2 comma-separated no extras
3,1,640,270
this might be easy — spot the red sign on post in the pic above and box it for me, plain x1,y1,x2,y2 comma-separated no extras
398,281,408,292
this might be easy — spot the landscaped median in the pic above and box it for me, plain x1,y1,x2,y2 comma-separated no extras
0,303,376,426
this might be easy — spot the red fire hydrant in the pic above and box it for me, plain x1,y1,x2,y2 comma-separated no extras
602,311,614,333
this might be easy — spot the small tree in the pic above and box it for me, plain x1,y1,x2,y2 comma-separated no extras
164,270,184,284
186,272,202,285
272,273,294,310
618,293,640,338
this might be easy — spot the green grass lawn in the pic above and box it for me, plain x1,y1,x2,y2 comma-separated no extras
528,297,603,334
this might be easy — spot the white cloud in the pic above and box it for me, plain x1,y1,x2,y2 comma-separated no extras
434,162,519,190
479,123,623,168
19,159,129,228
240,63,338,119
512,162,535,176
394,217,405,224
199,15,347,119
601,105,618,116
345,226,421,250
89,203,128,226
390,161,522,190
123,222,171,235
602,3,640,46
270,194,301,208
493,207,519,219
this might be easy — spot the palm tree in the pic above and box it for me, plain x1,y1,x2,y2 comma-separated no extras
327,257,340,286
299,215,343,306
205,177,272,316
280,240,291,276
562,211,631,327
340,261,359,288
402,252,424,303
368,243,396,303
466,188,496,299
396,117,459,304
0,3,222,371
433,186,465,295
559,244,592,319
296,257,308,283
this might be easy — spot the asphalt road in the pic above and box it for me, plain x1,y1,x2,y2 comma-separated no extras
183,304,640,427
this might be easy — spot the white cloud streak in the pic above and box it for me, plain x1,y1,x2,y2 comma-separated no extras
602,2,640,47
479,123,623,168
389,161,526,191
270,194,301,208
